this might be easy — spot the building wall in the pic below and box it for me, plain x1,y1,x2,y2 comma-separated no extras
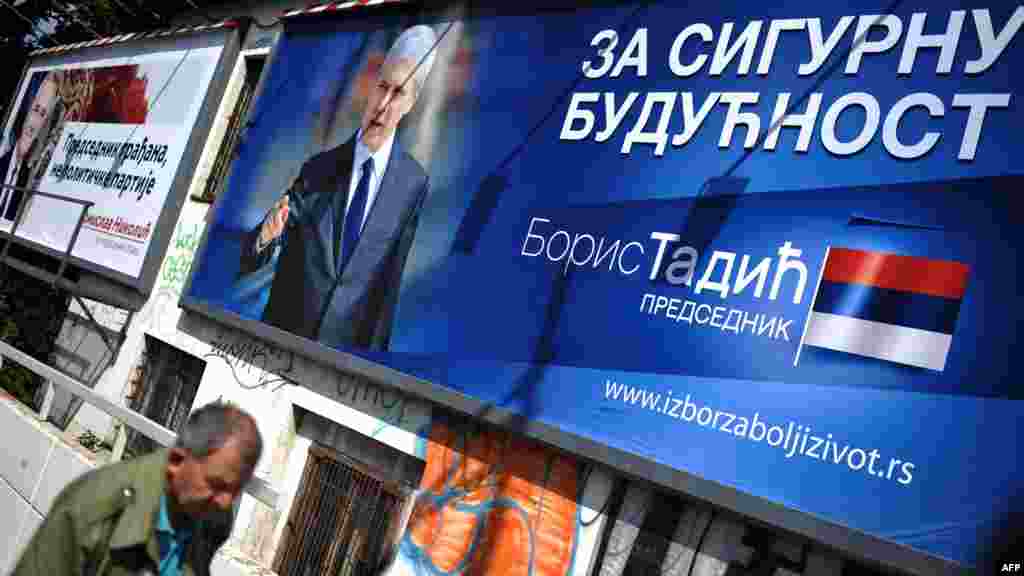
66,198,215,437
188,323,437,566
0,394,93,575
0,374,849,576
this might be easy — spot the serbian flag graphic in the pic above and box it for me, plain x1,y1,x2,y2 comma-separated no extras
797,247,970,372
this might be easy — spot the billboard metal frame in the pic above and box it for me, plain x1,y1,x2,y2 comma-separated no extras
178,3,974,575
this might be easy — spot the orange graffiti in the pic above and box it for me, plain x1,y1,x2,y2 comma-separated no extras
406,423,579,575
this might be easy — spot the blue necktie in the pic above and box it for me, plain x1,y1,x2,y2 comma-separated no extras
341,156,374,271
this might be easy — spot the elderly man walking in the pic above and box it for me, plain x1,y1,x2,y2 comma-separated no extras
12,402,263,576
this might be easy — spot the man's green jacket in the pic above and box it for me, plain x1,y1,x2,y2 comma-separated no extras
12,448,233,576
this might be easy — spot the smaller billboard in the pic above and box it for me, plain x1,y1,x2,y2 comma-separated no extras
0,34,225,283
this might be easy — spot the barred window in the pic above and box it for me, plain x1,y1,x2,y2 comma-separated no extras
274,444,410,576
124,334,204,458
194,56,265,203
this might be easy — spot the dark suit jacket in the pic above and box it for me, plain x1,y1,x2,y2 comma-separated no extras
0,148,26,221
239,134,428,351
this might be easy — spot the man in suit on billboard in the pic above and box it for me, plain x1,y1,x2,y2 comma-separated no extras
0,71,62,225
239,25,436,351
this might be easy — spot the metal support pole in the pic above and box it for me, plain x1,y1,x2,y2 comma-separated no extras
71,294,119,357
55,203,92,283
0,185,94,266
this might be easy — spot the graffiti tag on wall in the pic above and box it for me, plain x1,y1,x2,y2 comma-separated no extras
203,320,428,436
133,214,207,334
205,327,296,392
335,377,416,429
158,220,203,293
390,421,584,576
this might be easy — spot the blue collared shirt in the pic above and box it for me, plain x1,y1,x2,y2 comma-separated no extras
156,494,194,576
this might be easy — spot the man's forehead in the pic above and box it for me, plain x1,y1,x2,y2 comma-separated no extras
194,441,237,463
205,441,254,475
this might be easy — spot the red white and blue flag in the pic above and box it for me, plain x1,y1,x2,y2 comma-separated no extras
796,247,970,372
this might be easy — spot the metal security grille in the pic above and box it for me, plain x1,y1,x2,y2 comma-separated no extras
125,335,204,457
196,56,265,202
275,444,402,576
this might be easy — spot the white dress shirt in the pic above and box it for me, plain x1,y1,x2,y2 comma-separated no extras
256,130,395,254
346,129,395,233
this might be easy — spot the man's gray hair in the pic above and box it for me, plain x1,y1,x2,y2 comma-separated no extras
175,401,263,474
383,25,438,94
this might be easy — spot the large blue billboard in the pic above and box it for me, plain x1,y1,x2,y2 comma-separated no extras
184,1,1023,570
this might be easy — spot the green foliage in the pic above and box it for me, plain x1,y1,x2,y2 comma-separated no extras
0,316,15,340
0,314,39,407
0,364,39,407
78,429,112,453
0,264,71,408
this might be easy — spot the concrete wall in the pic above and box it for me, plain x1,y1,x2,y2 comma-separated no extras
184,317,438,568
0,393,97,574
